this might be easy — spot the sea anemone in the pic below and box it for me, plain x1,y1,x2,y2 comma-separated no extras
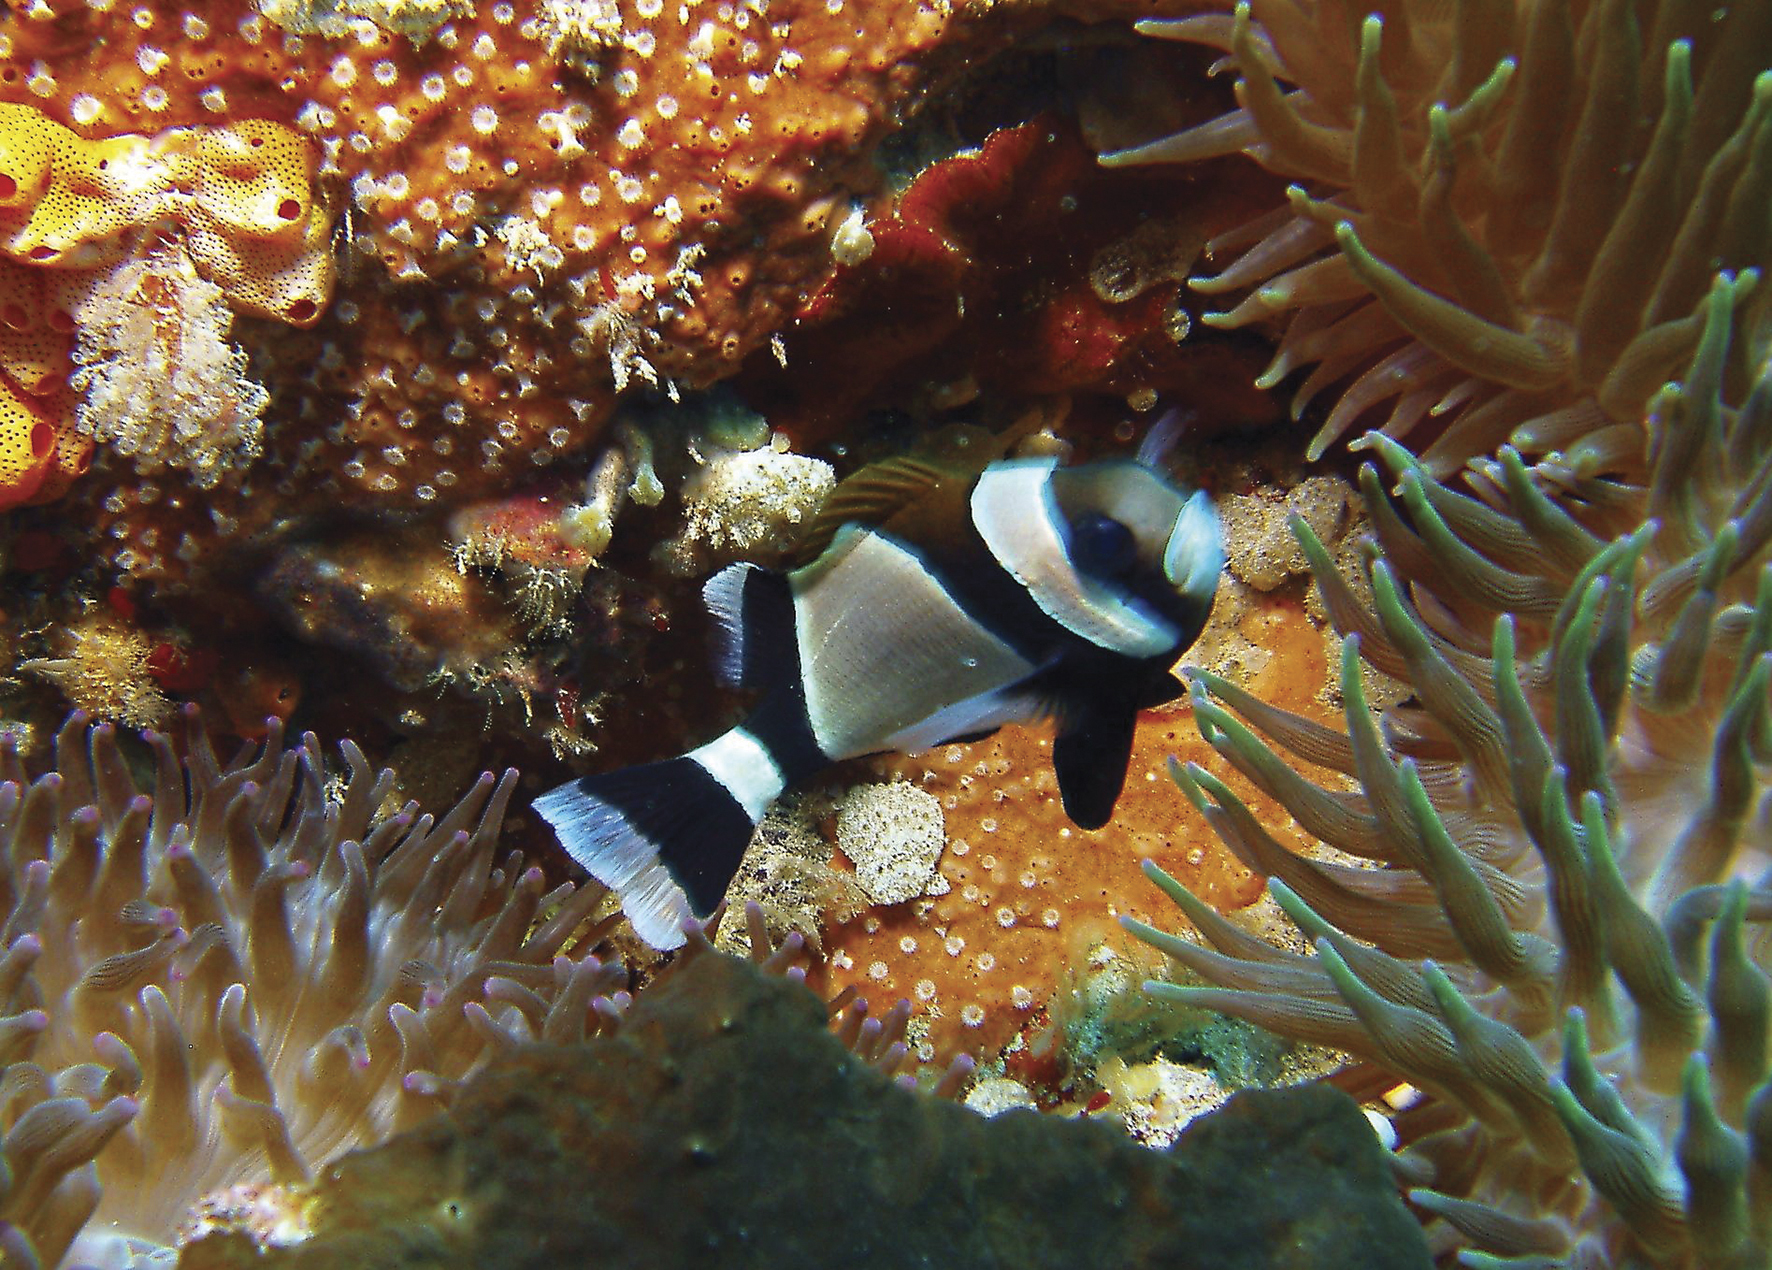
1129,272,1772,1265
1102,0,1772,476
0,710,621,1269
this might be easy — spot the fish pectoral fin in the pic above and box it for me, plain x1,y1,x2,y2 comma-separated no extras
1138,671,1186,709
935,726,1002,746
1053,699,1137,830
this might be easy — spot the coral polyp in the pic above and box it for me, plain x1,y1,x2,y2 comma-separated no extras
1131,273,1772,1265
0,710,619,1269
1104,0,1772,475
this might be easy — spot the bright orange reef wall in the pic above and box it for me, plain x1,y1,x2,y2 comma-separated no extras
816,587,1341,1079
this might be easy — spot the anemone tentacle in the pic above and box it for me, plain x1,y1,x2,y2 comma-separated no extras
1134,275,1772,1266
1105,0,1772,477
0,711,625,1269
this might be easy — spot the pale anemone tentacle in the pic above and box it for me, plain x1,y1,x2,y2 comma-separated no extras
1102,0,1772,476
1131,283,1772,1266
0,710,624,1270
0,732,983,1266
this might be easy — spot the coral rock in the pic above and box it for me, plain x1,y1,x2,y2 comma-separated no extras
749,117,1281,446
179,952,1431,1270
258,526,522,692
5,0,1089,583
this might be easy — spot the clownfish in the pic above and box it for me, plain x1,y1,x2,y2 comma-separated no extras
536,425,1223,949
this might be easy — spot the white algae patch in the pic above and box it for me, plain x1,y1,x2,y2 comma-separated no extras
659,439,835,572
963,1076,1037,1118
1219,474,1350,592
835,780,945,905
1097,1057,1227,1149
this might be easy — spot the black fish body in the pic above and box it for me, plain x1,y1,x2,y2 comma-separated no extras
536,442,1223,949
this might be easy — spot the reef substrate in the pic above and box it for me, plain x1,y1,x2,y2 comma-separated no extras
179,950,1431,1270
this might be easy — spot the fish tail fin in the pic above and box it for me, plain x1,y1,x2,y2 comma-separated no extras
533,728,786,950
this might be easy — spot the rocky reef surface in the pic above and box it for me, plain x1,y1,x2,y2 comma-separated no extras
179,951,1430,1270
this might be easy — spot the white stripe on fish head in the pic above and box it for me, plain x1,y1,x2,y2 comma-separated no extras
1163,489,1224,601
970,458,1181,659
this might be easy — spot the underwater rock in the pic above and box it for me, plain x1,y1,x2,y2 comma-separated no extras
180,952,1430,1270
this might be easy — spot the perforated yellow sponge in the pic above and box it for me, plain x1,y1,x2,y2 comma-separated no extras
0,258,72,394
0,104,52,214
183,120,332,325
0,107,332,326
0,374,56,511
0,257,78,509
193,120,316,240
0,105,159,269
29,398,91,506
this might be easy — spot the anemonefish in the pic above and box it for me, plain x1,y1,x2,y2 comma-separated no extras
536,425,1223,949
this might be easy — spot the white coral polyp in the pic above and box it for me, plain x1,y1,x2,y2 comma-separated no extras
68,245,268,489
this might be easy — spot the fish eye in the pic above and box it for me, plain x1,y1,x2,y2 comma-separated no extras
1070,513,1138,577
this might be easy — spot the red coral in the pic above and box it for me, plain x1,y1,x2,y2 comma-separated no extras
744,117,1279,445
146,641,218,694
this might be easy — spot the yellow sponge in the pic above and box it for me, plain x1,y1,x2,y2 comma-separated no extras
0,106,335,507
0,103,53,213
182,120,332,325
0,259,72,394
192,120,317,240
0,375,56,511
27,397,91,506
0,109,155,269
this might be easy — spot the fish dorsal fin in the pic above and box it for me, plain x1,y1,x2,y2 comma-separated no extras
701,561,797,691
790,454,957,565
702,562,758,689
790,415,1054,566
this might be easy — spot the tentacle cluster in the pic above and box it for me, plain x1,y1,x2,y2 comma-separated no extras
0,710,624,1270
1103,0,1772,477
1132,274,1772,1266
